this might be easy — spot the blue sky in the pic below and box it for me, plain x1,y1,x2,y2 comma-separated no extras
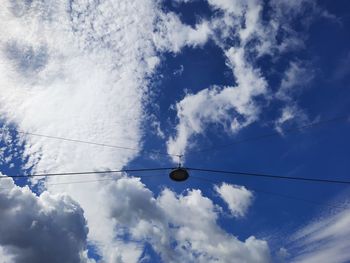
0,0,349,262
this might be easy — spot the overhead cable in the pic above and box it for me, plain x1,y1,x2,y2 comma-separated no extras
14,131,179,157
6,115,347,159
0,167,174,180
188,167,350,185
1,166,349,185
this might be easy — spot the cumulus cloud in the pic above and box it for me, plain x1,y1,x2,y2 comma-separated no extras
215,183,254,217
103,177,271,262
0,176,91,263
287,207,350,263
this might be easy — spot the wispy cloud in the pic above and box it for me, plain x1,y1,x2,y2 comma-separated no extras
166,0,325,161
167,47,267,159
287,207,350,263
275,61,314,132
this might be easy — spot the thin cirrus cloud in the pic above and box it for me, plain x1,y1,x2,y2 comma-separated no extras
274,61,314,132
286,206,350,263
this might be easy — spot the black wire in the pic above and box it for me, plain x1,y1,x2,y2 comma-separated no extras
0,174,167,190
190,175,348,210
187,167,350,185
2,166,349,185
10,115,348,159
190,115,349,153
0,167,175,179
13,131,180,157
1,168,348,209
7,115,347,160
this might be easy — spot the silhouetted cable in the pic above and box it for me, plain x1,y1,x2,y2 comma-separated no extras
13,131,180,157
191,115,349,153
188,167,350,185
0,167,174,180
190,175,348,210
0,174,166,190
2,166,349,185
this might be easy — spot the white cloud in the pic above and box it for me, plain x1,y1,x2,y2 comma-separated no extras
274,104,309,134
287,208,350,263
207,0,248,16
165,0,328,161
0,176,92,263
215,183,254,217
0,0,199,260
166,0,321,160
0,1,268,261
167,47,267,160
0,0,329,261
103,178,271,263
153,12,211,53
274,61,314,132
0,125,24,168
276,61,314,102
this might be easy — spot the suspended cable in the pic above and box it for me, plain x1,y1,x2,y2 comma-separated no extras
0,174,165,190
0,173,168,191
190,175,348,210
5,115,346,160
187,167,350,185
191,115,349,153
1,168,348,209
12,131,180,157
1,165,349,185
0,167,174,180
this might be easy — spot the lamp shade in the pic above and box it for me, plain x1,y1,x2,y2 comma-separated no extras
169,168,189,182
